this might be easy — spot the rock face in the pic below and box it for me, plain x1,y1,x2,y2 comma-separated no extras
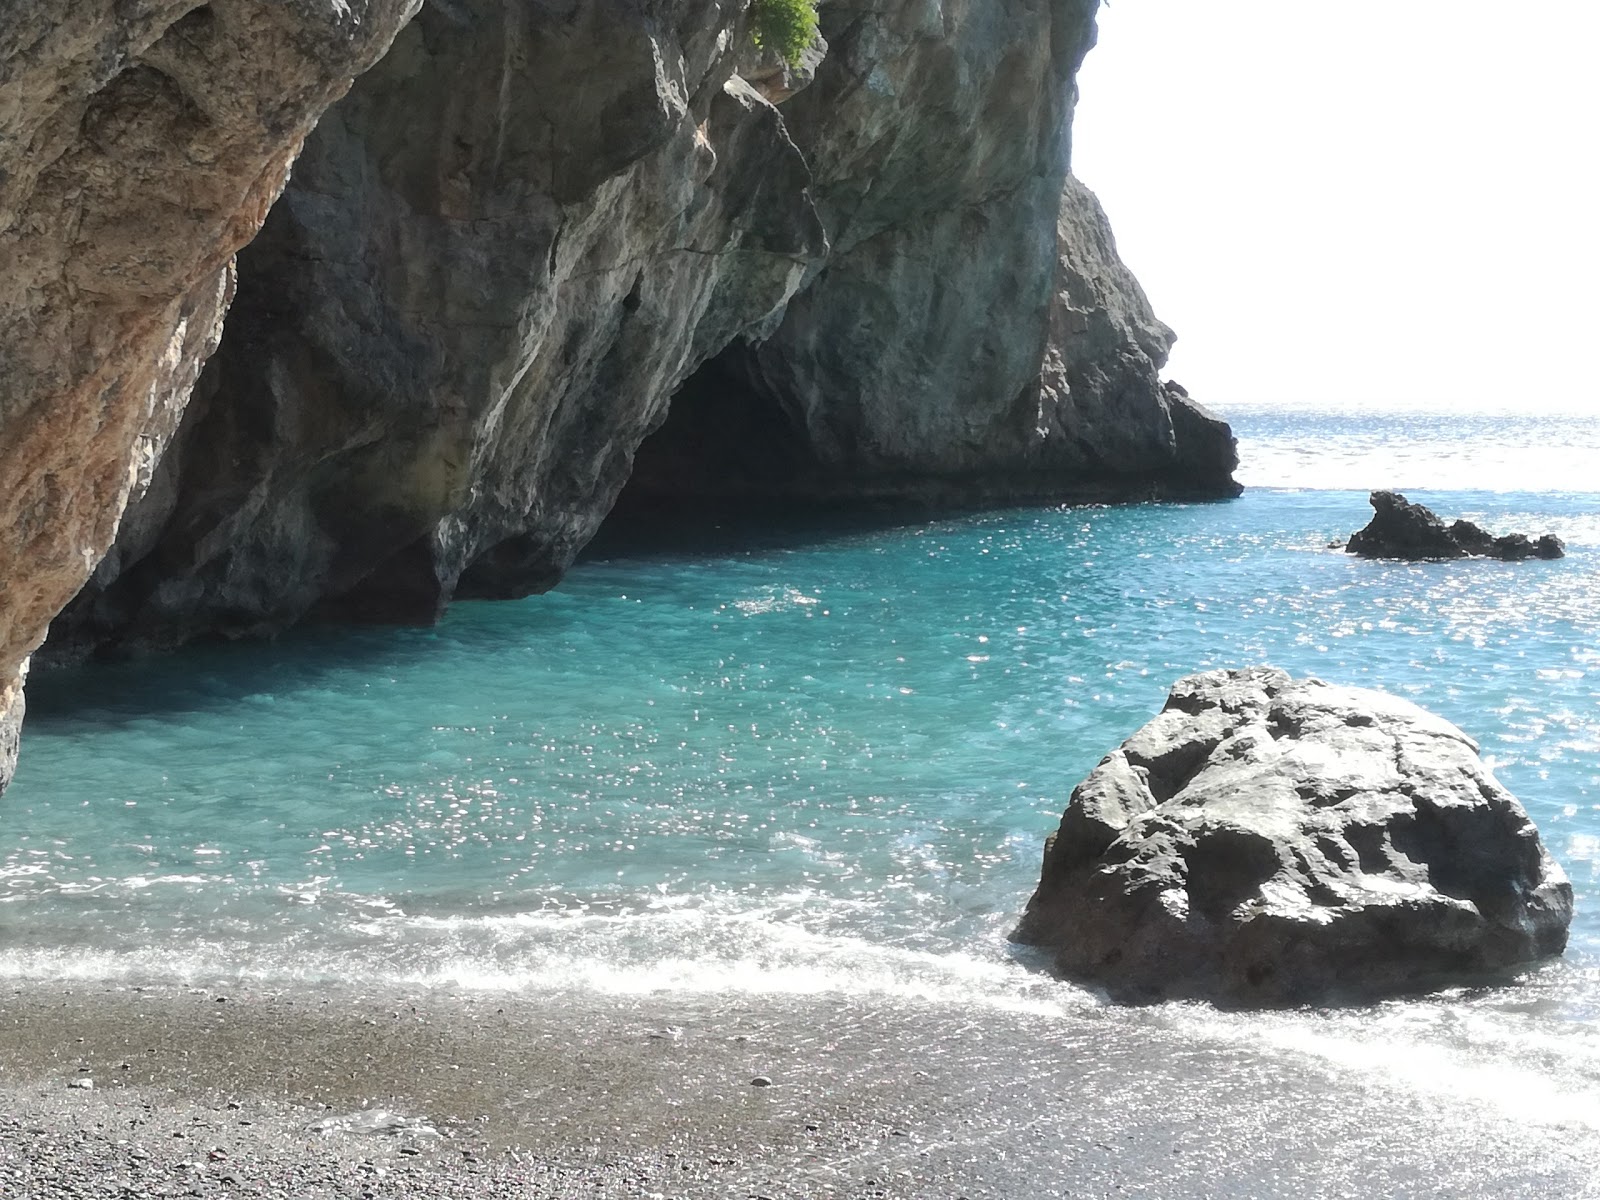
43,0,828,655
676,0,1105,501
623,82,1240,509
1037,180,1239,495
1014,667,1572,1007
1346,490,1565,561
0,0,420,781
4,0,1245,789
0,667,21,796
43,0,1239,664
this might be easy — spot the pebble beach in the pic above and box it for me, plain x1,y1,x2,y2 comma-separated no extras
4,983,1600,1198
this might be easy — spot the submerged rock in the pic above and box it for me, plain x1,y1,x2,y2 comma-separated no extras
1346,491,1565,561
1014,667,1572,1006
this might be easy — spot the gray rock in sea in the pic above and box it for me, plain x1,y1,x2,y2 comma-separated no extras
1447,521,1566,562
1014,666,1573,1007
1346,490,1565,561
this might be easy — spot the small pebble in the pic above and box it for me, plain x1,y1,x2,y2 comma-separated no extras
749,1076,772,1088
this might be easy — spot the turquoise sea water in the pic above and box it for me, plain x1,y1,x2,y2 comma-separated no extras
4,405,1600,1122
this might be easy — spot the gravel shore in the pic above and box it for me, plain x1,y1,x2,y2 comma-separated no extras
2,982,1598,1198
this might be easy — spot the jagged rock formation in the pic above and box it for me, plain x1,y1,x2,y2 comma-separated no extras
3,0,1244,792
660,0,1102,502
0,0,420,786
1014,667,1572,1006
42,0,1238,666
1345,490,1564,561
44,0,829,656
624,37,1240,509
1039,180,1238,494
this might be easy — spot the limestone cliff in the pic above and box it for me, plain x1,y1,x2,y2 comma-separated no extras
652,0,1101,502
5,0,1239,786
627,172,1238,506
0,658,20,796
45,0,829,657
630,1,1234,507
1039,176,1237,492
0,0,420,786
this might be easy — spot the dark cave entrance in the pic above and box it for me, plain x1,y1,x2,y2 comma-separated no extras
588,347,828,556
618,349,815,511
591,341,978,560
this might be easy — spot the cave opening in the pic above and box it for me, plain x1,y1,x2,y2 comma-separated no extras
586,345,832,557
619,348,811,509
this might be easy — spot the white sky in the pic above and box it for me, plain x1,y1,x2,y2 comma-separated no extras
1071,1,1600,414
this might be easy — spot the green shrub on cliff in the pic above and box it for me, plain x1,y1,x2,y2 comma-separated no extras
751,0,819,69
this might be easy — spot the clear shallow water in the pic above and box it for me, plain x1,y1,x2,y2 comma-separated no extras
4,405,1600,1125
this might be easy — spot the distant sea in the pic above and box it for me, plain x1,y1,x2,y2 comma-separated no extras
3,404,1598,1129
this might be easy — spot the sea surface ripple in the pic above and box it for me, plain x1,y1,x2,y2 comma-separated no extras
3,404,1598,1125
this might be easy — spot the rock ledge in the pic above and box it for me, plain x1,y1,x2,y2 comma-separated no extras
1014,666,1572,1006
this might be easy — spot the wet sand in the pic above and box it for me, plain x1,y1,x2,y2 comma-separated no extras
1,982,1597,1198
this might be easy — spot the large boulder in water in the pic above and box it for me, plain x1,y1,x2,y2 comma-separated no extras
1346,490,1564,560
1014,667,1572,1007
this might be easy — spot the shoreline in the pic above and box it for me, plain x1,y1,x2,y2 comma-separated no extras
3,981,1598,1198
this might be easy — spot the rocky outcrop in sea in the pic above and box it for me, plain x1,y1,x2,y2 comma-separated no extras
1014,666,1572,1006
1,0,1239,784
1345,490,1565,561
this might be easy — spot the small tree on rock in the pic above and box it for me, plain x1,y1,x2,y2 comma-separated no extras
751,0,819,69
